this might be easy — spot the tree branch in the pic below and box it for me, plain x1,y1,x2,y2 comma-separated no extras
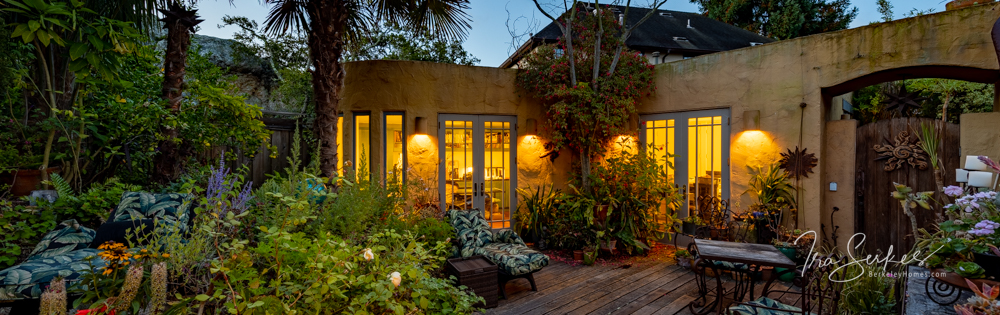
607,0,667,76
592,0,603,88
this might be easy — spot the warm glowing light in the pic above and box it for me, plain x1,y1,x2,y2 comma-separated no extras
410,134,432,146
610,135,637,156
521,135,539,145
735,130,768,143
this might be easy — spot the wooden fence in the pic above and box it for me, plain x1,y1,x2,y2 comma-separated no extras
208,117,310,187
854,117,960,254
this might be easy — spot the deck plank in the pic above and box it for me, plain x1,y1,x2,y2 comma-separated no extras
480,247,804,315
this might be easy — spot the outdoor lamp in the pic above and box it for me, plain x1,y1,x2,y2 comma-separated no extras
969,171,993,188
414,117,428,135
525,118,537,136
956,169,969,183
743,110,760,131
965,155,989,171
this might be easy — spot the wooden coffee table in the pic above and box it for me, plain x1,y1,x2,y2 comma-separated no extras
688,239,797,315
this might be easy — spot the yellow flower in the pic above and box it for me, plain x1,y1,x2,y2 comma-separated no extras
162,253,170,258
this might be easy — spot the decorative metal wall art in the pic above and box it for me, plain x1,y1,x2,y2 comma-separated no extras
779,146,818,179
873,130,929,171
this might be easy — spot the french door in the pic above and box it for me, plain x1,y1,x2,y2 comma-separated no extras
438,115,517,229
640,109,730,221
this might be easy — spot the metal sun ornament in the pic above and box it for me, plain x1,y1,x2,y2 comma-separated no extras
882,85,929,117
873,130,929,172
779,146,818,180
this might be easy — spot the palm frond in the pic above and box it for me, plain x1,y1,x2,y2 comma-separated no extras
262,0,310,35
371,0,471,41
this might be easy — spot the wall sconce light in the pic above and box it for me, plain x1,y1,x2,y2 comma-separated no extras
743,110,760,131
525,118,537,136
414,117,428,135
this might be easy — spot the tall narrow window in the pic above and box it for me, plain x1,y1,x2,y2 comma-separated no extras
688,116,723,218
354,113,370,179
337,114,344,176
384,113,405,184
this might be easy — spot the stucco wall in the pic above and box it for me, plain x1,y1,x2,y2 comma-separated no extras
822,120,857,252
340,61,573,195
961,112,1000,170
340,4,1000,234
636,4,1000,231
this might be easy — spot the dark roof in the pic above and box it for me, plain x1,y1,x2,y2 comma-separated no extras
500,3,774,68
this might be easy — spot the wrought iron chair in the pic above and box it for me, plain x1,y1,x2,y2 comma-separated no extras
726,255,848,315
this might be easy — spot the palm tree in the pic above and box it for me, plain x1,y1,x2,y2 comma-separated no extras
152,2,203,184
261,0,471,178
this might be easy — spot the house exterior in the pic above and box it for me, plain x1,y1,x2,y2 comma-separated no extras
336,4,1000,251
500,4,774,68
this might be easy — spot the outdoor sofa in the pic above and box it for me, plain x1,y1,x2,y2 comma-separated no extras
447,209,549,299
0,192,194,305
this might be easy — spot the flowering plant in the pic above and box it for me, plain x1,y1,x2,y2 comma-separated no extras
516,5,656,189
69,241,171,315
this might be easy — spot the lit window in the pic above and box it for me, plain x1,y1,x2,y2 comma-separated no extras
354,113,370,179
384,113,405,184
337,114,343,176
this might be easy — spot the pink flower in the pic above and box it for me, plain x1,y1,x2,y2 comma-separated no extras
945,185,963,197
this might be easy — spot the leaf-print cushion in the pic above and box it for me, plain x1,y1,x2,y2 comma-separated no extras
0,248,103,300
447,209,493,252
26,220,96,261
109,192,194,232
494,229,526,246
473,243,549,276
728,297,804,315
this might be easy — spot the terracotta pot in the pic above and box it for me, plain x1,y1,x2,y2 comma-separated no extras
0,167,60,197
573,250,584,261
947,0,994,10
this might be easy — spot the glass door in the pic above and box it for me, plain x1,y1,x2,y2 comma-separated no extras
439,115,517,229
640,109,730,222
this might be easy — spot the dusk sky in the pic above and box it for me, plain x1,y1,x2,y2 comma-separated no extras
194,0,955,67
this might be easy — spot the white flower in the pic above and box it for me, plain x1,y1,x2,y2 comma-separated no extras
389,271,402,287
363,248,374,261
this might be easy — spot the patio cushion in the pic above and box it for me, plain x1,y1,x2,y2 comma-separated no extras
0,248,103,300
474,243,549,276
25,220,96,261
728,297,804,315
494,229,526,246
109,192,194,232
447,209,493,256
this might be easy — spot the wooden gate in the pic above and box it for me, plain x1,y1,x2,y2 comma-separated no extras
855,117,960,254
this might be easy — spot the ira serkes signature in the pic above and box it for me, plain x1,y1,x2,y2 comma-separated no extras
795,231,941,282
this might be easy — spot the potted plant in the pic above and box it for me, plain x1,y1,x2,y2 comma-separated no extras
582,246,598,265
682,215,703,235
743,163,796,243
516,184,560,249
675,249,693,268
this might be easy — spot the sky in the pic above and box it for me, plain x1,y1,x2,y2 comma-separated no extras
194,0,953,67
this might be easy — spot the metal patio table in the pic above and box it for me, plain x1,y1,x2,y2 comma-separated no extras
688,239,797,315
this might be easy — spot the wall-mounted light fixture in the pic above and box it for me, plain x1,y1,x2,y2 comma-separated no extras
414,117,428,135
743,110,760,131
525,118,537,136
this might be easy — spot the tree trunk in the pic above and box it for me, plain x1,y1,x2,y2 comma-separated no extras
581,147,591,191
152,6,199,185
307,1,347,179
941,92,951,122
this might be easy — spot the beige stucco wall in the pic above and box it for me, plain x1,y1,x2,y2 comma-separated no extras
822,120,857,251
961,112,1000,173
340,4,1000,234
636,4,1000,231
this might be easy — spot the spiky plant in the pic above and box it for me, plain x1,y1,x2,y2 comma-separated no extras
141,262,167,315
38,278,66,315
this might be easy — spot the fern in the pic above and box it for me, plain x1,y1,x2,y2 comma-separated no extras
48,173,78,203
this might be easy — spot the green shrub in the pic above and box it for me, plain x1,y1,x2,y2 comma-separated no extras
837,255,901,315
40,174,139,227
0,202,57,269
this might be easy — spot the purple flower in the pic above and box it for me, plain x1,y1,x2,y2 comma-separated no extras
944,185,963,197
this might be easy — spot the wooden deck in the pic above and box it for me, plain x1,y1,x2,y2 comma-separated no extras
483,258,799,315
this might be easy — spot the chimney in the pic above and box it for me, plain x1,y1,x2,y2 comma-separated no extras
687,19,693,29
